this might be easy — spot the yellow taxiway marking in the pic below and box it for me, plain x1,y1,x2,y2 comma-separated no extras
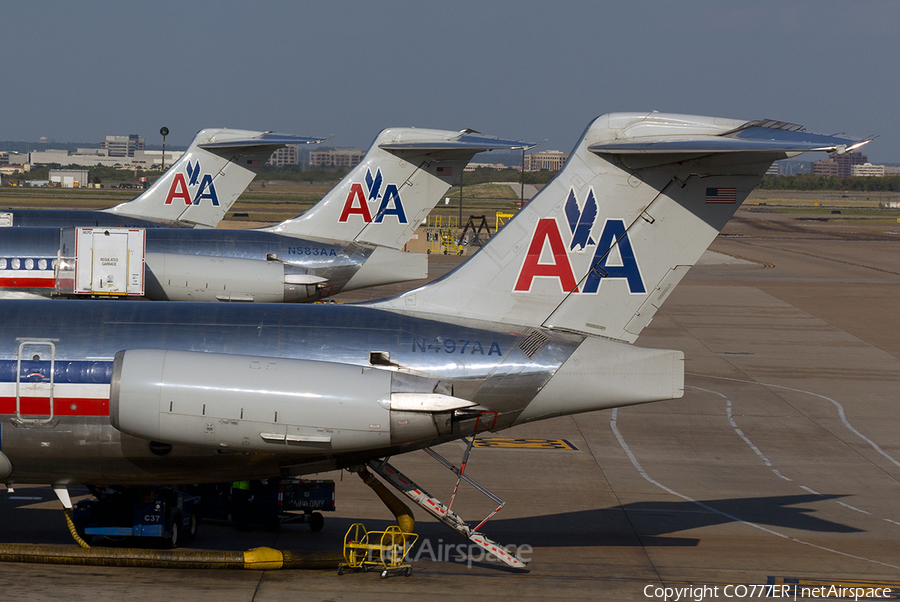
473,438,578,450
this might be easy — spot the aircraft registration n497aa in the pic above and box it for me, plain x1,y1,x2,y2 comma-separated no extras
0,112,869,566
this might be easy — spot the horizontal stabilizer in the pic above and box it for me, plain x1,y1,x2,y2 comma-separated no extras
380,132,535,153
342,246,428,291
590,119,870,155
198,133,328,151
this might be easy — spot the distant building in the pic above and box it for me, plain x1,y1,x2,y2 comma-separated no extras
0,151,28,166
524,150,568,171
851,163,885,177
49,169,90,188
29,149,72,165
29,148,181,168
885,166,900,176
266,144,299,167
765,164,780,176
309,148,364,168
0,164,30,175
100,134,144,158
812,151,867,178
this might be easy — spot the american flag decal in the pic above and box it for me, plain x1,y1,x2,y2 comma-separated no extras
246,159,261,168
706,187,736,204
436,166,452,176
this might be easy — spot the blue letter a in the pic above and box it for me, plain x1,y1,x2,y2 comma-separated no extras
373,184,407,223
582,219,645,294
192,173,220,206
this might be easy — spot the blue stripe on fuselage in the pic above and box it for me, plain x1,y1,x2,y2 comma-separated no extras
0,359,113,385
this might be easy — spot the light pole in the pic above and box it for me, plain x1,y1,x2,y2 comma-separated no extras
458,169,463,230
521,148,526,207
159,126,169,172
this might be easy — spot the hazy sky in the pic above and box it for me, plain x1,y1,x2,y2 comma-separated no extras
2,1,897,161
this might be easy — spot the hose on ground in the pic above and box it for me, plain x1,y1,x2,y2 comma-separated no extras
0,544,344,570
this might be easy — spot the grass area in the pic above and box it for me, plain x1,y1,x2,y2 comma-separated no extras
7,181,900,226
0,186,324,215
445,182,519,200
769,207,900,216
231,196,322,208
746,189,900,207
749,199,886,208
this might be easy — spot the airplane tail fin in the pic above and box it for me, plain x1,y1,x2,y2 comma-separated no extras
104,129,325,228
266,128,533,249
373,112,869,342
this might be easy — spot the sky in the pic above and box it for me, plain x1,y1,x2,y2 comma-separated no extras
1,1,897,162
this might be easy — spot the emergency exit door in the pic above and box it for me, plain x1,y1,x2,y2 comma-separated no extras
16,341,56,424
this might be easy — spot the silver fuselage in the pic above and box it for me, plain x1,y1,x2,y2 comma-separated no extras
0,300,580,485
0,227,383,300
0,208,190,229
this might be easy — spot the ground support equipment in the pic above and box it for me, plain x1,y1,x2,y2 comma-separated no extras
338,523,417,579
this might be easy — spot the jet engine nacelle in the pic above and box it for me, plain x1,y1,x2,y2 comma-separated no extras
110,350,477,453
144,253,325,303
0,451,12,480
111,349,393,453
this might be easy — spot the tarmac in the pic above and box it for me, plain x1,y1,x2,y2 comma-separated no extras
2,207,899,600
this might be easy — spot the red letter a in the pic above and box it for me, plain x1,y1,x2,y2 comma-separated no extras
338,183,372,222
165,173,192,206
514,218,579,293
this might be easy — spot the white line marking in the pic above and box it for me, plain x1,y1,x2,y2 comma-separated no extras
836,501,872,516
610,408,900,571
687,374,900,469
690,383,897,528
687,385,773,466
771,470,793,482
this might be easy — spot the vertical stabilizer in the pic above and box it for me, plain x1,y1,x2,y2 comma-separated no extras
266,128,532,249
373,112,868,342
104,129,324,228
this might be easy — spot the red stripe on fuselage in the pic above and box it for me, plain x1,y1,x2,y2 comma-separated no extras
0,396,109,417
0,277,55,288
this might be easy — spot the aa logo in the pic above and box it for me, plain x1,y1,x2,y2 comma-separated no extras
565,188,596,251
514,187,645,294
338,168,407,224
164,161,219,206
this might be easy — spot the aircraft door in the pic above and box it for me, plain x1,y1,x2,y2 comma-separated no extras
16,341,56,424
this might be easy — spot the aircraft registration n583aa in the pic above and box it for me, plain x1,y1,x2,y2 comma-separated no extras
0,112,869,566
0,128,532,302
1,129,325,229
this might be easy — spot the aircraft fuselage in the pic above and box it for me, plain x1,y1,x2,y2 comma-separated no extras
0,300,579,485
1,208,189,229
0,227,399,301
